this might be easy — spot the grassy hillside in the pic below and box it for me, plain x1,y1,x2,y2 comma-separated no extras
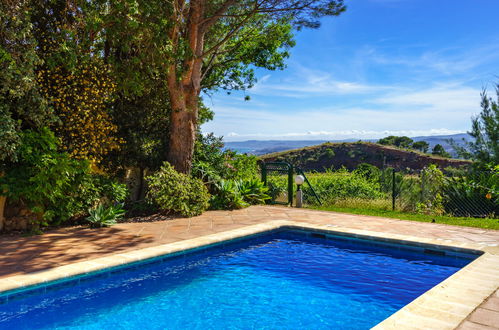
260,142,470,172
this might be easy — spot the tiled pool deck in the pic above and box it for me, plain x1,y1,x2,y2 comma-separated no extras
0,206,498,329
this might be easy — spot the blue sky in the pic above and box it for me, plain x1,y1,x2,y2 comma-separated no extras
201,0,499,142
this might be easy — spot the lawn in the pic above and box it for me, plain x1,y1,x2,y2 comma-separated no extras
310,205,499,230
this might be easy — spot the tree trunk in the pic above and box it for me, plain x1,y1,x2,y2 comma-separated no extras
166,97,198,174
0,172,5,232
166,1,204,174
0,195,5,232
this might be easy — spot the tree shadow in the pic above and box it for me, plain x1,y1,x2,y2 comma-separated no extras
0,226,155,278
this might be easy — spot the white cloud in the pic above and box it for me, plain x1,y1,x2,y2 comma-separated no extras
202,36,495,141
372,84,480,110
249,65,389,97
202,83,481,141
369,43,499,77
216,129,463,142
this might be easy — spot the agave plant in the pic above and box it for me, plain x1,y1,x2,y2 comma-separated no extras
209,180,248,210
236,179,270,205
86,203,126,228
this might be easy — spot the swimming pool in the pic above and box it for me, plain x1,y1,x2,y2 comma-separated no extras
0,228,476,329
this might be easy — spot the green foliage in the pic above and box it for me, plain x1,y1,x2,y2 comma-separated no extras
354,163,381,181
412,141,429,153
445,85,498,217
0,105,20,164
202,17,296,92
236,179,270,205
452,85,499,165
146,162,210,217
377,136,432,154
192,133,227,183
313,206,499,230
86,203,125,228
0,128,127,226
432,144,451,158
415,165,445,215
209,178,270,210
266,177,288,202
302,169,384,205
209,180,248,210
321,148,335,159
0,1,53,165
443,164,498,217
192,133,259,184
377,136,414,149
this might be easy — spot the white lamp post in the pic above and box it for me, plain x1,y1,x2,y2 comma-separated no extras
295,175,305,208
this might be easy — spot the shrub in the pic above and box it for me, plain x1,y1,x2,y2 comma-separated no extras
146,162,210,217
321,148,335,159
192,133,259,184
209,180,248,210
415,165,445,215
266,177,288,203
209,178,270,210
443,164,498,217
86,203,125,228
0,128,127,227
304,169,384,205
354,163,381,181
236,179,270,205
228,154,259,180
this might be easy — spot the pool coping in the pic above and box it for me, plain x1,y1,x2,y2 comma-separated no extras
0,219,498,329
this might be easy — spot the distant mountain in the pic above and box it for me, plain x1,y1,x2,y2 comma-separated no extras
224,133,472,156
412,133,470,154
224,140,329,155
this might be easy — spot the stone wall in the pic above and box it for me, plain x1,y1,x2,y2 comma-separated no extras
1,199,38,232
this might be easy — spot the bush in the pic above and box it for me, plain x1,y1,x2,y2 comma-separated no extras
415,165,444,215
146,162,210,217
304,169,384,205
354,163,381,181
236,178,270,205
209,178,270,210
192,133,259,184
443,164,498,217
209,180,248,210
0,128,127,227
86,203,125,228
266,177,288,203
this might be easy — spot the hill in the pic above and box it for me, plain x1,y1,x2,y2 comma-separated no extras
260,142,470,172
224,133,471,156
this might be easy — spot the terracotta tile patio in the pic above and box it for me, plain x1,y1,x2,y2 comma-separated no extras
0,205,498,329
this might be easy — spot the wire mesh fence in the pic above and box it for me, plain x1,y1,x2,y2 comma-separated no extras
260,163,498,219
301,167,498,218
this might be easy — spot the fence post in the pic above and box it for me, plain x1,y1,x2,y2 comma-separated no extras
261,163,267,185
421,168,425,203
392,168,396,211
288,165,293,206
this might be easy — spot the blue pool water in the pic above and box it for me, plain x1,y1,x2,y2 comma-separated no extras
0,229,475,329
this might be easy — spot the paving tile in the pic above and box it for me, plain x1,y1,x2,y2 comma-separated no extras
468,308,499,328
457,321,498,330
481,297,499,312
1,205,498,328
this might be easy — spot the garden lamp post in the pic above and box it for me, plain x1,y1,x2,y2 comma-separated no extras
295,175,305,208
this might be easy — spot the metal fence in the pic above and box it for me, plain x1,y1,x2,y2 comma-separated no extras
260,162,293,205
267,165,497,219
